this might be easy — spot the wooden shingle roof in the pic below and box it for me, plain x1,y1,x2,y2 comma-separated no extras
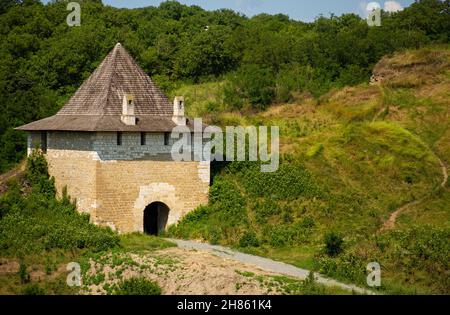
17,43,181,132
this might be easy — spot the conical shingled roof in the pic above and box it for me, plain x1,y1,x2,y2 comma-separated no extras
59,43,172,116
17,43,185,132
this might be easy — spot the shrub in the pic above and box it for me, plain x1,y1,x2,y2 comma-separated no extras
26,150,55,197
253,199,280,224
181,205,212,223
315,252,366,283
324,232,344,257
114,278,162,295
22,283,46,295
0,151,120,255
236,162,323,201
18,262,30,284
299,216,315,229
239,231,260,248
0,179,22,219
223,65,275,110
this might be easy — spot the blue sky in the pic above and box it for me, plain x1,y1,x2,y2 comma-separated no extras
46,0,416,22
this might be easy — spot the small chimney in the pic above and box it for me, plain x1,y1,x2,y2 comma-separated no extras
172,96,186,125
121,94,136,125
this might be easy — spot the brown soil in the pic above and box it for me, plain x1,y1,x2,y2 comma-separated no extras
83,247,292,295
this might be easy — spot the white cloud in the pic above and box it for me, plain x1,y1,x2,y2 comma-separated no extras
360,1,382,17
384,1,403,13
367,1,382,11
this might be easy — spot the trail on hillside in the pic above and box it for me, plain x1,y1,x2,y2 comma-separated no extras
0,161,26,195
372,99,449,232
378,134,448,232
167,238,376,295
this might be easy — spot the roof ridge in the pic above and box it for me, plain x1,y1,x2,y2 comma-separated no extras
102,42,121,115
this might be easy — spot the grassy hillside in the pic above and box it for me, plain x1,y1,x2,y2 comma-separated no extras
168,46,450,294
0,151,340,295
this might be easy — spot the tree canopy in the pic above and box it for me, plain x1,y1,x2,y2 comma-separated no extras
0,0,448,171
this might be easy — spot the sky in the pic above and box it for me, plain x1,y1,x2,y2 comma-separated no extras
46,0,417,22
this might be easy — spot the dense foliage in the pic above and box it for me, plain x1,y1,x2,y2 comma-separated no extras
168,161,324,246
113,277,162,295
0,0,449,171
0,150,120,256
168,46,450,294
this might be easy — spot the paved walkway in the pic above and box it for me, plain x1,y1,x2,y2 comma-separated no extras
166,238,376,295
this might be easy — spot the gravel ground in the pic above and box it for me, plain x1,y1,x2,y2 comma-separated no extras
167,238,376,295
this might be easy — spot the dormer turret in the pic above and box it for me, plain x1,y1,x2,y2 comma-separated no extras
172,96,186,126
121,94,136,125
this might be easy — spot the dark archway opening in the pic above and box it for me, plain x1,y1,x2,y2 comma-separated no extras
143,202,170,236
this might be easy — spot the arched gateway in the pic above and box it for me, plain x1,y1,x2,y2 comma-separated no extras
143,202,170,235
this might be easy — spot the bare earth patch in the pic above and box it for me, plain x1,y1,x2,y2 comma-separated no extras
83,247,300,295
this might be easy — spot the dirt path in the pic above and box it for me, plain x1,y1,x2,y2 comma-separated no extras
380,156,448,232
166,239,375,295
372,106,387,122
439,158,448,188
0,161,25,183
374,102,449,232
0,161,26,195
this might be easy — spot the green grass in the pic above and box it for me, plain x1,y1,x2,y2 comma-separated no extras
168,46,450,294
113,277,162,295
240,246,317,271
119,233,176,252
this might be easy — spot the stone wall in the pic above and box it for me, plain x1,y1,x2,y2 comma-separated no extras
27,131,210,233
46,131,99,216
93,132,174,160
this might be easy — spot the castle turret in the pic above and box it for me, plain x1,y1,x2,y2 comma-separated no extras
172,96,186,126
16,42,210,234
121,94,136,125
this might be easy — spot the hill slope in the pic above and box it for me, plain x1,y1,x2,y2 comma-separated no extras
169,46,450,294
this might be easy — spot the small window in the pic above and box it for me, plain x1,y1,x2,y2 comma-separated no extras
164,132,170,146
179,100,183,109
141,132,146,145
117,132,122,146
40,131,47,153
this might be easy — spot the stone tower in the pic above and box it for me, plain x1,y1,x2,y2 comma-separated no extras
17,43,210,234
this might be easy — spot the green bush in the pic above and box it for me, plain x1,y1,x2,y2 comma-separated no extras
234,162,324,201
169,161,323,246
0,179,22,219
239,231,260,248
315,252,366,283
18,262,30,284
223,65,275,110
114,278,162,295
21,283,46,295
26,150,56,197
0,150,120,255
324,232,344,257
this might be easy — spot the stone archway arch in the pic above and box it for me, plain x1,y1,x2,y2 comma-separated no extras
132,182,183,232
143,202,170,235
